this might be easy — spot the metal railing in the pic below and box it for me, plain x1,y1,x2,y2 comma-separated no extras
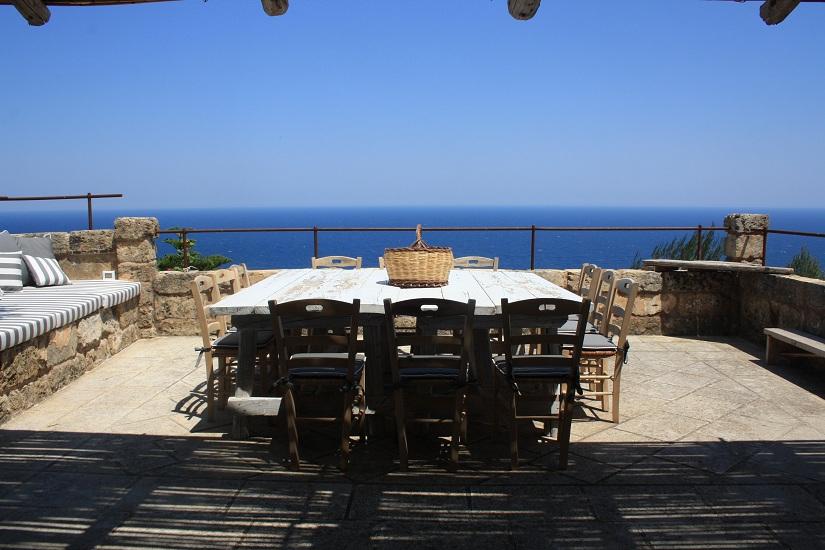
0,193,124,230
158,224,740,270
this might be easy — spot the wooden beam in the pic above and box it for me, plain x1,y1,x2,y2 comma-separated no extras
13,0,50,25
261,0,287,16
760,0,802,24
508,0,541,20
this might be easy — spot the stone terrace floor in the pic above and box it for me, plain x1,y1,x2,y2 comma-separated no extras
2,336,825,548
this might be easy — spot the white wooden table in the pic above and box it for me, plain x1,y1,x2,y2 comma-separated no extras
209,268,580,437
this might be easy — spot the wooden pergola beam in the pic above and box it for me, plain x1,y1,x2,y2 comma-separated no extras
13,0,50,25
760,0,802,24
261,0,287,16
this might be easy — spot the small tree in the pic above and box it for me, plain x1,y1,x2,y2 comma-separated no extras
787,247,823,279
157,228,231,271
631,226,724,268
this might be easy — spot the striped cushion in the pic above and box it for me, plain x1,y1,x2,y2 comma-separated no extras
0,280,140,351
23,255,71,287
0,251,24,291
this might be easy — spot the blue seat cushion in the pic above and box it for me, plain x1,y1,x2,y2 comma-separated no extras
557,319,599,334
581,333,618,352
399,367,462,381
494,359,572,379
212,329,274,350
288,357,365,380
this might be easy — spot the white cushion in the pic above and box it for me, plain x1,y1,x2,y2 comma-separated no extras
23,255,71,287
0,251,24,291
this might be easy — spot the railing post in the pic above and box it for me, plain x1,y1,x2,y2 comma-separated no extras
313,226,319,258
696,225,703,260
86,192,93,230
181,229,190,269
762,227,768,266
530,225,536,270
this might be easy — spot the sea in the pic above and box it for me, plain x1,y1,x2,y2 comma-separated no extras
2,206,823,270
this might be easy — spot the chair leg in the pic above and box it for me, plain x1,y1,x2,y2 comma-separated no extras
599,359,610,412
340,389,355,471
218,356,230,409
394,389,409,471
284,387,301,471
557,383,574,470
509,390,519,470
612,360,624,424
492,371,501,431
206,358,215,421
356,369,368,438
450,389,466,469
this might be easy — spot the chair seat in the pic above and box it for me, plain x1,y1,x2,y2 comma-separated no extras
581,333,618,353
558,319,599,334
399,367,462,381
212,329,274,350
493,358,572,379
288,355,365,379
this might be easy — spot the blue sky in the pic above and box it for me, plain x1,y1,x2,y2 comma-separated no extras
1,0,823,209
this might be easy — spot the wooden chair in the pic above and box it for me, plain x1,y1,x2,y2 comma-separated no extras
576,263,600,297
453,256,499,270
577,278,638,423
210,268,242,296
230,263,251,289
190,275,272,420
268,298,367,471
311,256,362,269
589,269,615,330
383,298,476,471
494,297,590,470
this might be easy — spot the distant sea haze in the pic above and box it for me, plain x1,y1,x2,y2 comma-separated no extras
2,206,824,271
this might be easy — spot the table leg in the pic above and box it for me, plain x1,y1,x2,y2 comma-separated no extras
231,327,256,439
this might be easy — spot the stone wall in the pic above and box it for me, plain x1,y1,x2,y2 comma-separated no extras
0,297,140,424
16,217,160,338
535,268,738,337
738,273,825,344
153,269,279,335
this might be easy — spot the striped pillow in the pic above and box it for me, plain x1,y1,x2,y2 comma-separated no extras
23,255,71,287
0,251,24,291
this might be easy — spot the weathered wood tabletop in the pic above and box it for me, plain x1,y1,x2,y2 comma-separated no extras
208,268,580,438
210,268,580,316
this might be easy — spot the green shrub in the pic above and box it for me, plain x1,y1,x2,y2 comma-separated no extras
631,226,724,268
787,247,823,279
157,228,231,271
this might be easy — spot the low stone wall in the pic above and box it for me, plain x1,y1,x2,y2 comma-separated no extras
0,297,140,424
535,268,743,337
153,269,279,335
738,273,825,344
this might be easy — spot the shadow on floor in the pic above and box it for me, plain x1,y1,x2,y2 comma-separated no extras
1,427,824,548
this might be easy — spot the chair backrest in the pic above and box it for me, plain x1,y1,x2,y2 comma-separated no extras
311,256,362,269
453,256,499,270
230,263,251,289
577,263,599,297
210,268,242,297
190,275,227,349
383,298,476,385
268,299,361,382
602,278,638,347
500,297,591,377
589,269,616,329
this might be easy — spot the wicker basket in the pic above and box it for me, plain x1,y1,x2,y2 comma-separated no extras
384,225,453,288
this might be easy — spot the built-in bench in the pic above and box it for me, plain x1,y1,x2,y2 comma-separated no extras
0,280,140,351
764,328,825,365
1,280,141,423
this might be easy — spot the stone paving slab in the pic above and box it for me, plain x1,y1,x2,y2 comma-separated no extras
1,335,825,548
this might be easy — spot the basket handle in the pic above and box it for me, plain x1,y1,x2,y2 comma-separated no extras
410,224,428,249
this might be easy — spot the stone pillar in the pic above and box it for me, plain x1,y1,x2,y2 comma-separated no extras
724,213,769,265
114,217,159,338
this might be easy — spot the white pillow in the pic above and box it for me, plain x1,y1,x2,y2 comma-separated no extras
23,255,71,287
0,251,24,291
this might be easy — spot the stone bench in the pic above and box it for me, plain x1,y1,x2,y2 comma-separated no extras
0,280,141,423
765,328,825,365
